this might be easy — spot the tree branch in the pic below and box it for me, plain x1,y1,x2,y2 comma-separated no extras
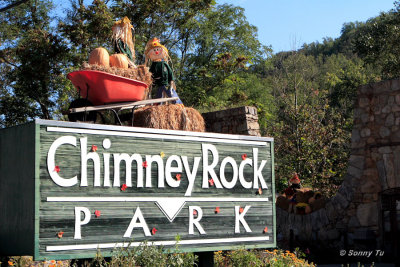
0,0,29,12
0,56,17,68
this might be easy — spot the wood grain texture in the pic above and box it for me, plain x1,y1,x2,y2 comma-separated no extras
0,120,276,260
0,122,36,256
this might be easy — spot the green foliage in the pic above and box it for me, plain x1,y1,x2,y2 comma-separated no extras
214,248,316,267
267,52,352,195
0,0,71,126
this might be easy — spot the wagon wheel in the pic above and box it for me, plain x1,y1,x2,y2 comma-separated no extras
67,98,99,123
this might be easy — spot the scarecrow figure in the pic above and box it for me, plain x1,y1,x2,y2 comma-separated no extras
112,16,136,67
289,172,301,190
144,37,183,105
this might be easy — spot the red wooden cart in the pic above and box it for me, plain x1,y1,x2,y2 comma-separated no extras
66,70,177,125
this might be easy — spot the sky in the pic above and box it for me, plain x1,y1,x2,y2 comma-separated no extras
217,0,395,52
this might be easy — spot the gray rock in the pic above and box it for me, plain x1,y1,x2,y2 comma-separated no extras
338,183,353,201
334,193,349,209
391,78,400,91
377,160,388,191
351,129,361,144
393,151,400,187
385,113,395,127
356,203,378,226
360,128,371,137
383,153,396,188
348,216,360,229
359,97,370,108
348,155,365,170
378,146,392,154
379,126,391,137
347,165,363,179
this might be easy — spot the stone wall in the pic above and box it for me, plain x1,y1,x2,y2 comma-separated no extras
202,106,260,136
276,79,400,260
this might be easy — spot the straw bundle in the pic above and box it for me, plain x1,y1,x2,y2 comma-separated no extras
133,104,205,132
82,62,152,86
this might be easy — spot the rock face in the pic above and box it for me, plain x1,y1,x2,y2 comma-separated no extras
202,106,261,136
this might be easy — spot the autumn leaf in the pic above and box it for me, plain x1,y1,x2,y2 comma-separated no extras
91,145,98,152
241,153,247,160
121,184,127,191
95,210,101,217
208,178,214,186
57,231,64,238
239,207,244,214
152,228,157,235
160,151,165,158
142,161,148,168
54,166,60,173
257,188,263,195
215,207,220,214
263,226,268,233
176,173,181,181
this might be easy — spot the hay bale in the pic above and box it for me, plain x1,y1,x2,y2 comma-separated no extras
133,104,205,132
81,62,153,86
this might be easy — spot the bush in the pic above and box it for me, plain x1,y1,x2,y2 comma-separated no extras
214,248,316,267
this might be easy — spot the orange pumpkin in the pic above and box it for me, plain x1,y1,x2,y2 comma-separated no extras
110,54,129,69
88,47,110,67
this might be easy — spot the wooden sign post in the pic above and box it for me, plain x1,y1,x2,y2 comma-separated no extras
0,120,275,260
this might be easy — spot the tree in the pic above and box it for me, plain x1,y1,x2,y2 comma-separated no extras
354,6,400,79
268,52,350,195
0,0,70,127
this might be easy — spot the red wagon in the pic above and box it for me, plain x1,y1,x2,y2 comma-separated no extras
66,70,177,125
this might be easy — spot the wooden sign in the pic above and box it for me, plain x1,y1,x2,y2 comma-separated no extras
0,120,275,260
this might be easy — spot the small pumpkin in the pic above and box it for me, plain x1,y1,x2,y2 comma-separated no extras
88,47,110,67
110,54,129,68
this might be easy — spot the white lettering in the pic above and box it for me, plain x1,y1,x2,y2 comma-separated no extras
165,155,182,187
74,206,91,239
80,137,100,187
188,206,206,235
253,148,268,189
145,155,164,188
235,206,252,233
219,157,238,189
113,153,143,187
182,156,201,196
123,207,151,237
202,144,222,188
239,158,253,188
47,136,78,187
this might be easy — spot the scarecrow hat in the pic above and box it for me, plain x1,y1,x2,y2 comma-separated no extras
290,173,301,184
145,37,168,56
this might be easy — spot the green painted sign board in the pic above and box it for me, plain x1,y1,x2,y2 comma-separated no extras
0,119,275,260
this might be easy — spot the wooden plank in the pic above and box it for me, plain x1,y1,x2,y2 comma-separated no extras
35,121,275,260
68,97,179,113
0,123,35,256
